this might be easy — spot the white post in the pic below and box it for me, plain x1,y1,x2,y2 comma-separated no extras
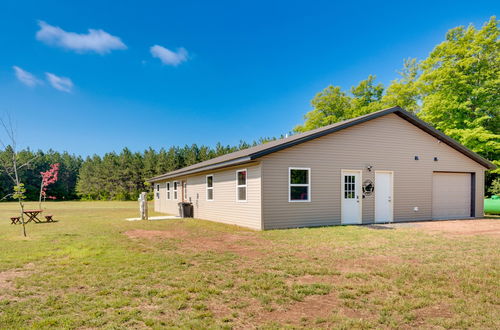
138,192,148,220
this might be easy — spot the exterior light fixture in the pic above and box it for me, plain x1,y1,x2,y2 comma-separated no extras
415,156,419,160
367,165,373,171
434,157,438,161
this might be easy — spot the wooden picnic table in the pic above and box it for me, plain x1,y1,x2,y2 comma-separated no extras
23,209,43,223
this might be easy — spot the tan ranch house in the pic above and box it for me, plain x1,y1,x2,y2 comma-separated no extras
148,107,495,230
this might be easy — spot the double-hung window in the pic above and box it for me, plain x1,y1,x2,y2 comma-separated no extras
173,181,178,200
236,169,247,202
166,182,171,200
156,184,160,199
289,168,310,202
206,175,214,201
183,182,187,200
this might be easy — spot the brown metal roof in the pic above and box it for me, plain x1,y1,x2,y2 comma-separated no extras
149,106,496,182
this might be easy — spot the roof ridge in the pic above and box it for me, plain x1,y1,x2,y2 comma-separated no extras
148,106,494,181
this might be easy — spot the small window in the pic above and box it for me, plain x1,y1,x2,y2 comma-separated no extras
155,184,160,199
173,181,178,200
344,175,355,199
236,169,247,202
183,182,187,200
206,175,214,201
289,168,310,202
166,182,171,200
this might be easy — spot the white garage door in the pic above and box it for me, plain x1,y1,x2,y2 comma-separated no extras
432,172,471,220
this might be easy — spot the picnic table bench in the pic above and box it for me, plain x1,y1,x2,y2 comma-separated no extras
9,210,56,224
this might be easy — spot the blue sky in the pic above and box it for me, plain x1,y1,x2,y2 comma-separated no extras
0,1,498,156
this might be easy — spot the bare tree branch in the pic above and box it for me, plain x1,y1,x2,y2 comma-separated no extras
0,113,28,236
1,193,13,201
0,137,7,150
18,154,39,170
0,115,16,151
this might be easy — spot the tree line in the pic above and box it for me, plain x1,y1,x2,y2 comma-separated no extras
0,148,82,201
75,143,263,200
1,17,498,200
0,141,277,201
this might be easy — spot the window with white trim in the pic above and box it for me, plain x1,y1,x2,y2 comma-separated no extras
173,181,178,200
289,168,310,202
156,184,160,199
206,175,214,201
344,175,355,199
236,169,247,201
183,182,187,200
166,182,171,200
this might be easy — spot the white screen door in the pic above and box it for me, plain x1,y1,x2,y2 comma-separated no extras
375,171,393,223
341,170,362,224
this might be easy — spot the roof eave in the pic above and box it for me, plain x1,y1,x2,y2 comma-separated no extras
148,156,254,182
148,106,495,182
249,107,400,160
393,110,496,170
250,107,495,170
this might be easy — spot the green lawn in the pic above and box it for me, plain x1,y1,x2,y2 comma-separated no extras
0,201,499,329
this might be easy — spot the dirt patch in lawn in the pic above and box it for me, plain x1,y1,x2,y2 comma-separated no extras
334,255,408,272
262,292,340,324
412,219,500,237
257,292,374,326
0,263,35,298
124,229,268,258
179,232,268,258
415,303,454,320
287,274,341,285
124,229,190,239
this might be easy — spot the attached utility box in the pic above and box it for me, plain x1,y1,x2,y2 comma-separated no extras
178,202,193,218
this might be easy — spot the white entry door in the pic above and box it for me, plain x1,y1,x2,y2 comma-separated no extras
375,171,393,223
341,170,362,224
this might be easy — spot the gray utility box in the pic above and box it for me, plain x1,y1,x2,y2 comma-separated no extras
178,202,193,218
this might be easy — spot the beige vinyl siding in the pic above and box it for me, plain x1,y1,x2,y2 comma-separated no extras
154,164,262,230
261,113,486,229
153,182,163,211
154,180,182,215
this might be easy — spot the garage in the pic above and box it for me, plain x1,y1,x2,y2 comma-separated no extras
432,172,472,220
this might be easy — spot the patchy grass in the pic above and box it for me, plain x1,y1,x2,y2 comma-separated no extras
0,201,499,328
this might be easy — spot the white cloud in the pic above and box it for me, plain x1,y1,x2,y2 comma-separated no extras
45,73,74,93
13,66,42,87
36,21,127,54
150,45,188,66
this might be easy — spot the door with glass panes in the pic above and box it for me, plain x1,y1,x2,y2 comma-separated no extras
341,170,362,224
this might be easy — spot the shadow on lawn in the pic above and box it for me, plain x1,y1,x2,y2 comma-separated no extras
33,220,60,224
365,224,394,230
